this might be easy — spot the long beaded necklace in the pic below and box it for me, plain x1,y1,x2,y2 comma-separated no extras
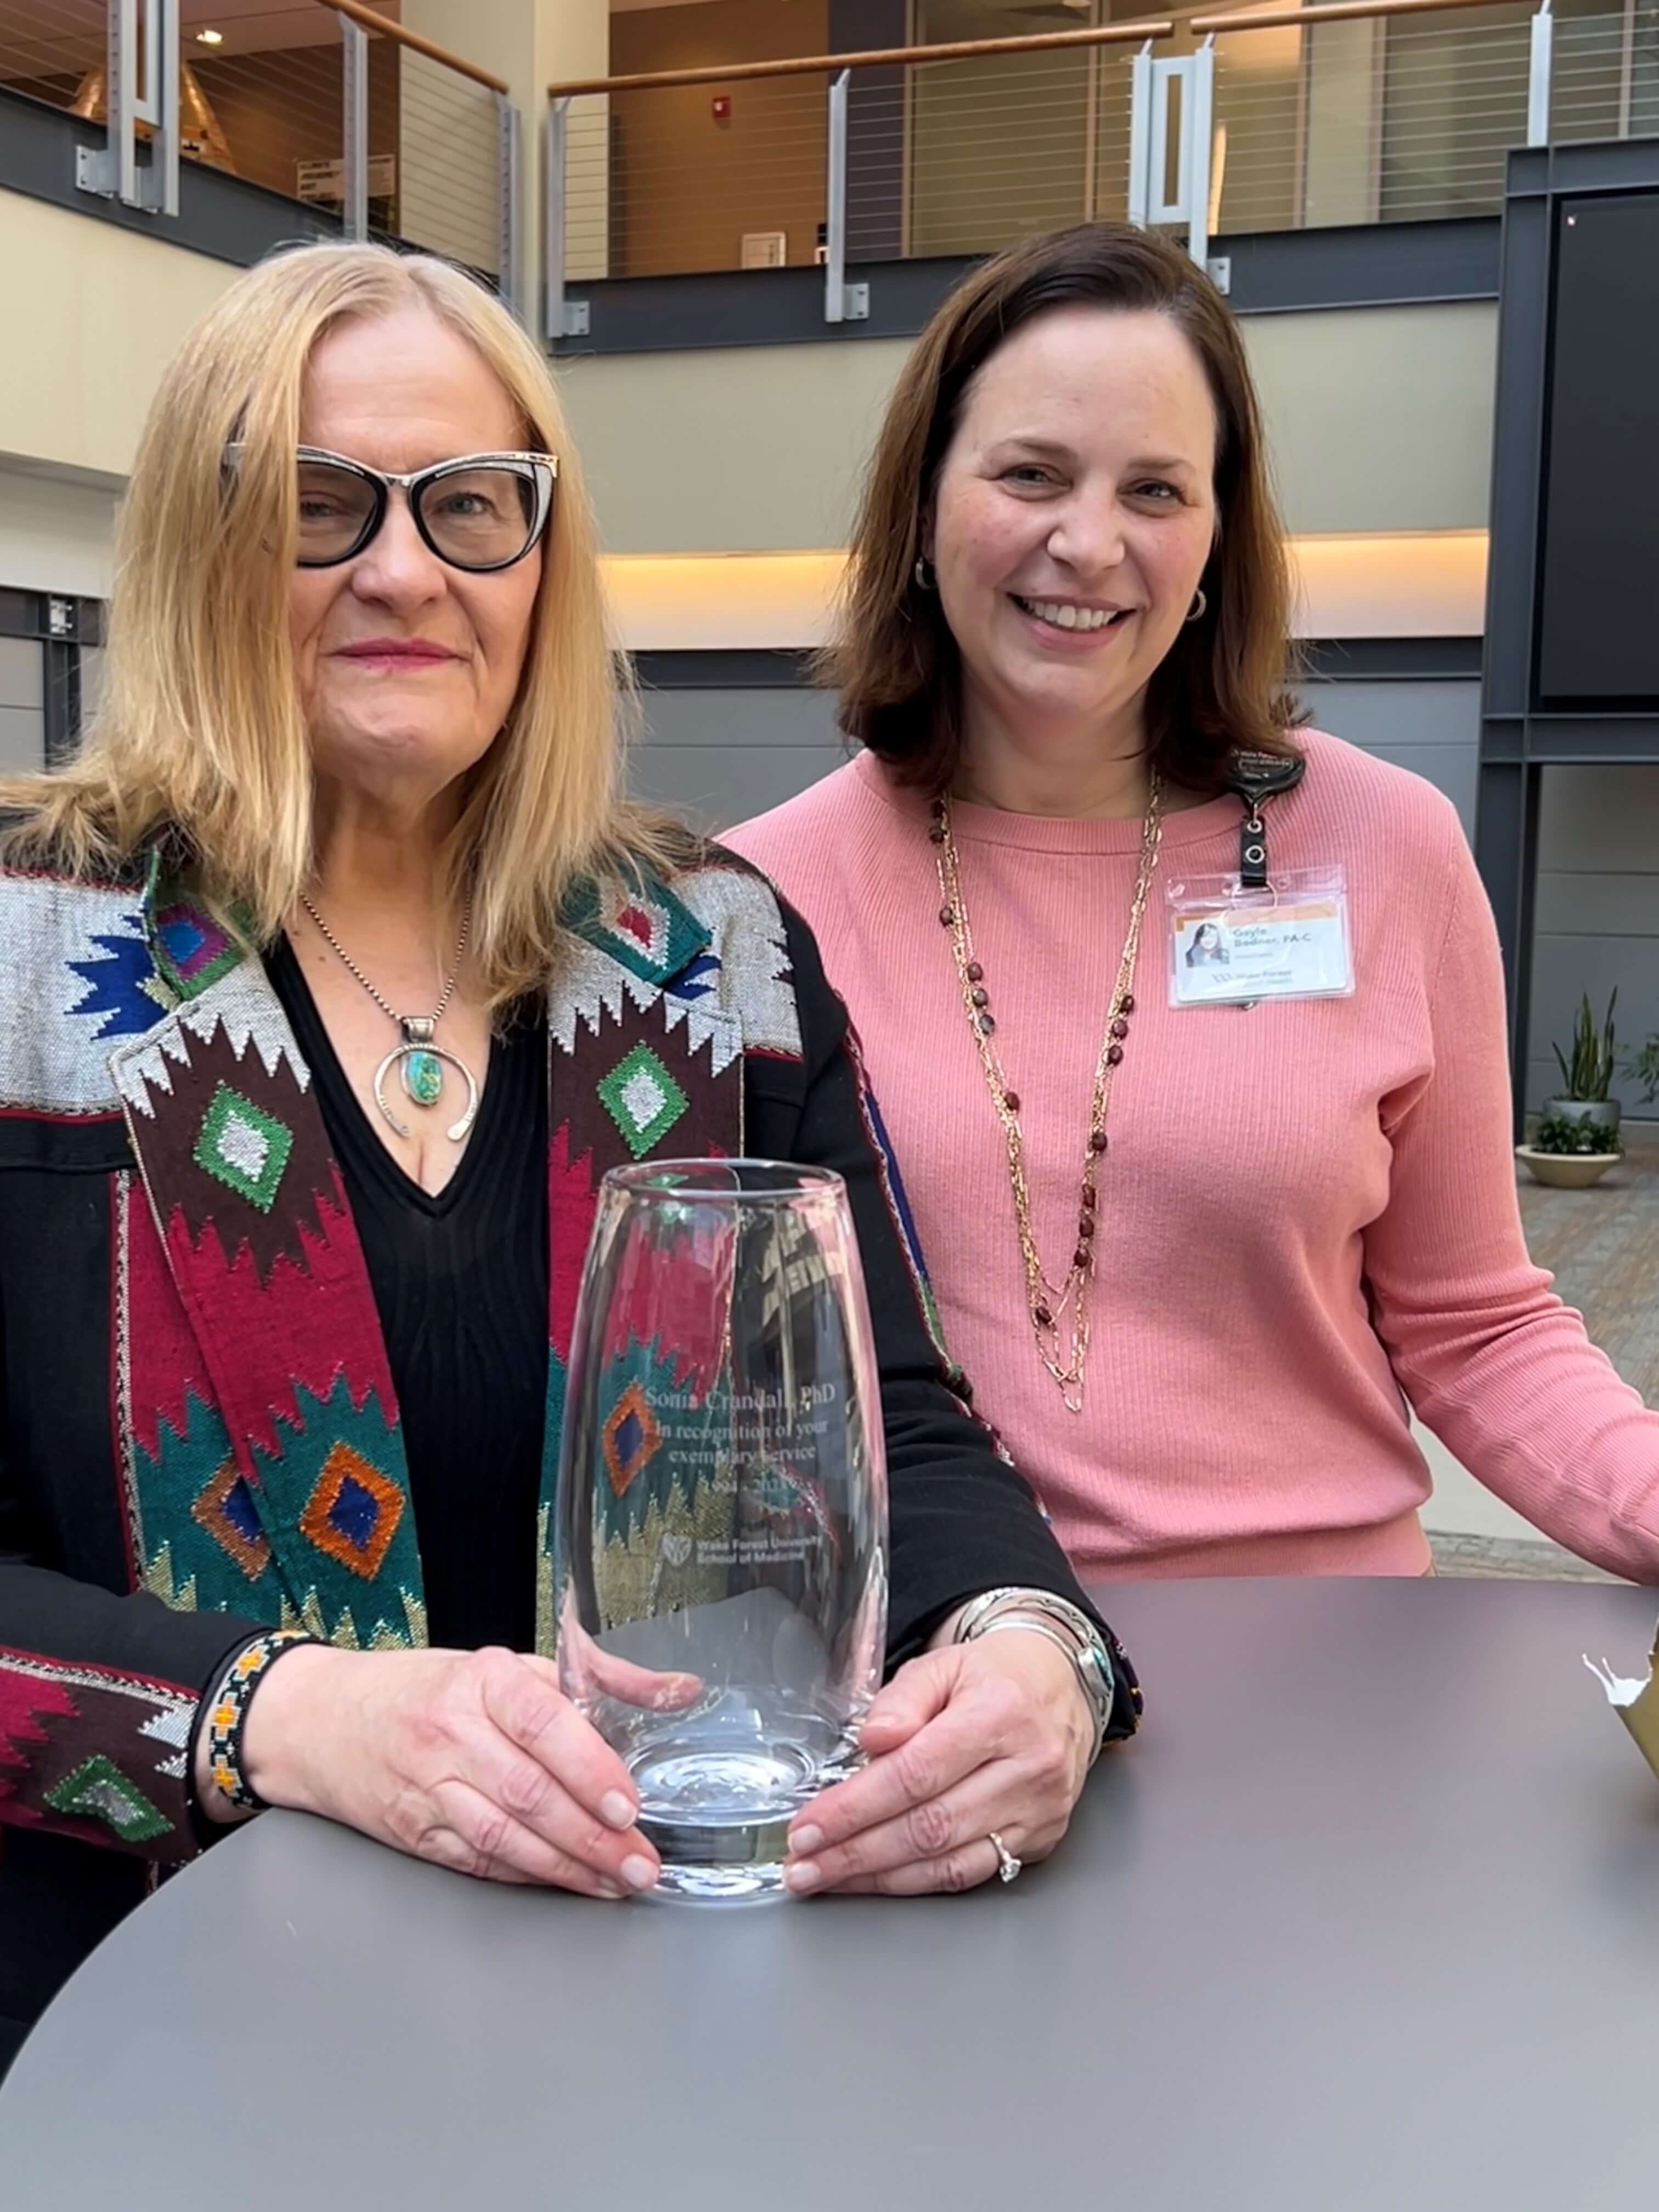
930,776,1165,1412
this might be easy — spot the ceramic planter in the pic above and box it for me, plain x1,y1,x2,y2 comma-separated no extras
1543,1096,1622,1138
1516,1146,1621,1189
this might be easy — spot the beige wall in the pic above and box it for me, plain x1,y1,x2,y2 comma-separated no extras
403,0,610,305
557,299,1499,552
0,464,117,601
1245,301,1497,533
0,192,238,482
0,183,1499,571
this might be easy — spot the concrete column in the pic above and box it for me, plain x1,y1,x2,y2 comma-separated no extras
399,0,610,311
1301,15,1383,228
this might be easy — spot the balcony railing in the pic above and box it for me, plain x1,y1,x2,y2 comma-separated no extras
545,0,1659,331
0,0,520,307
5,0,1657,341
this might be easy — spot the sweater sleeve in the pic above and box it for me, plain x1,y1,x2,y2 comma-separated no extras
1,1440,265,1863
769,898,1140,1735
1362,813,1659,1581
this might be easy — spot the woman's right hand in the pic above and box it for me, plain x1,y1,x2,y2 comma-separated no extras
225,1642,696,1897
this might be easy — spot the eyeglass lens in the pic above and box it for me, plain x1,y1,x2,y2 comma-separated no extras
296,459,541,569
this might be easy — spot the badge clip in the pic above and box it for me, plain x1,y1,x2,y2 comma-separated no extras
1220,750,1306,891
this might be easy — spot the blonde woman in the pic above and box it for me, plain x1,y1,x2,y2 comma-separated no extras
0,245,1138,2067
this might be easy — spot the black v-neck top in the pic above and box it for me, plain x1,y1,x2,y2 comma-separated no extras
264,938,549,1652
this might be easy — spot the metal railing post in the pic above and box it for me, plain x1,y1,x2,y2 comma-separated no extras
496,92,522,320
824,69,869,324
1527,0,1554,146
114,0,139,206
1187,37,1215,269
1128,41,1154,228
341,13,369,241
825,68,848,323
78,0,179,216
155,0,179,216
544,97,589,340
545,97,567,340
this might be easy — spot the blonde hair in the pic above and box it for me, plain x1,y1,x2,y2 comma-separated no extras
2,242,678,1006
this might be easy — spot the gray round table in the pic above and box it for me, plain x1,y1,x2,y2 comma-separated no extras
6,1575,1659,2210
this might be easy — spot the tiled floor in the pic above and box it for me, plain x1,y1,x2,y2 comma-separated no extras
1427,1531,1622,1581
1430,1126,1656,1581
1516,1125,1659,1401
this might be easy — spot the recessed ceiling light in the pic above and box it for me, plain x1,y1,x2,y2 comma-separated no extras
195,26,223,43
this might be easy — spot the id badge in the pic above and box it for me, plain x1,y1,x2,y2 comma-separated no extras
1167,866,1353,1007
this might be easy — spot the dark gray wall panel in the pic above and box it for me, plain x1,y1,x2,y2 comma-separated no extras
1527,765,1659,1118
0,638,44,772
631,685,844,831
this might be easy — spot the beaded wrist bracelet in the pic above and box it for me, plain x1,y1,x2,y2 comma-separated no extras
202,1628,317,1814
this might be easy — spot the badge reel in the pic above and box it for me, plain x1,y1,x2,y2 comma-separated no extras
1166,752,1354,1011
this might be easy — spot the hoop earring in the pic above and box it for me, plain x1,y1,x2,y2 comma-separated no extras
1185,588,1208,624
914,556,935,592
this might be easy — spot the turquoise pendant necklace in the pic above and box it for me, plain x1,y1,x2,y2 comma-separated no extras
299,894,479,1144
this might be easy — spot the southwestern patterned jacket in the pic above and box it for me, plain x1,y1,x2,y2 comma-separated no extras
0,842,1136,2045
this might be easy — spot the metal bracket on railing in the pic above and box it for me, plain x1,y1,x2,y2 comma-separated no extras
1128,40,1215,272
341,14,369,241
496,93,523,322
76,0,179,216
1528,0,1554,148
825,70,870,326
545,97,590,342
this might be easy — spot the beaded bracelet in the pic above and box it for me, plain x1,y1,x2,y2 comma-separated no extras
202,1628,317,1814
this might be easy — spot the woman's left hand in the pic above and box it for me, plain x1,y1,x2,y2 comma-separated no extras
783,1629,1094,1895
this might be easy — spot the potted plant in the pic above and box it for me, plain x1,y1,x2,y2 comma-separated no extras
1623,1032,1659,1114
1517,1106,1623,1188
1544,990,1621,1141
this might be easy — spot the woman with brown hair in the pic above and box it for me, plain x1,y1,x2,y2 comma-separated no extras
728,222,1659,1584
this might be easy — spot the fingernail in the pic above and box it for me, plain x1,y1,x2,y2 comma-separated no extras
597,1879,626,1899
601,1790,636,1831
622,1854,658,1892
789,1824,823,1857
785,1859,822,1894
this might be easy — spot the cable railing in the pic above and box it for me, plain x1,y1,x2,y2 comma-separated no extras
546,20,1170,335
0,0,106,117
5,0,1657,341
1,0,519,306
1550,0,1659,142
545,0,1659,331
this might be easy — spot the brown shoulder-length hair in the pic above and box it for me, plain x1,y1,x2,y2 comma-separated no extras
825,222,1300,794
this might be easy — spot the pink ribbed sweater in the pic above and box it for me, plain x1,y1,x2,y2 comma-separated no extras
726,731,1659,1583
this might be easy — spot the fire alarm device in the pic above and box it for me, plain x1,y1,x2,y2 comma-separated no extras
712,93,731,122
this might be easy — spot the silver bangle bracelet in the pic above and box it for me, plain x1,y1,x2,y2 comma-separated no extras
955,1590,1116,1764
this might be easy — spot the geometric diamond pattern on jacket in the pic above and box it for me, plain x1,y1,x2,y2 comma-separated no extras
191,1081,294,1214
189,1457,273,1581
602,1379,663,1498
153,904,240,999
42,1752,172,1844
298,1442,406,1581
595,1042,689,1160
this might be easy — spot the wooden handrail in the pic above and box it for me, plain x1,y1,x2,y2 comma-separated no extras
550,20,1175,101
1193,0,1520,30
328,0,510,96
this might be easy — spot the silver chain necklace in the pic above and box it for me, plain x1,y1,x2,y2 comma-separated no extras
299,895,479,1143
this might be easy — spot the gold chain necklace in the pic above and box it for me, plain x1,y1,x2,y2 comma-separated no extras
931,776,1165,1412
